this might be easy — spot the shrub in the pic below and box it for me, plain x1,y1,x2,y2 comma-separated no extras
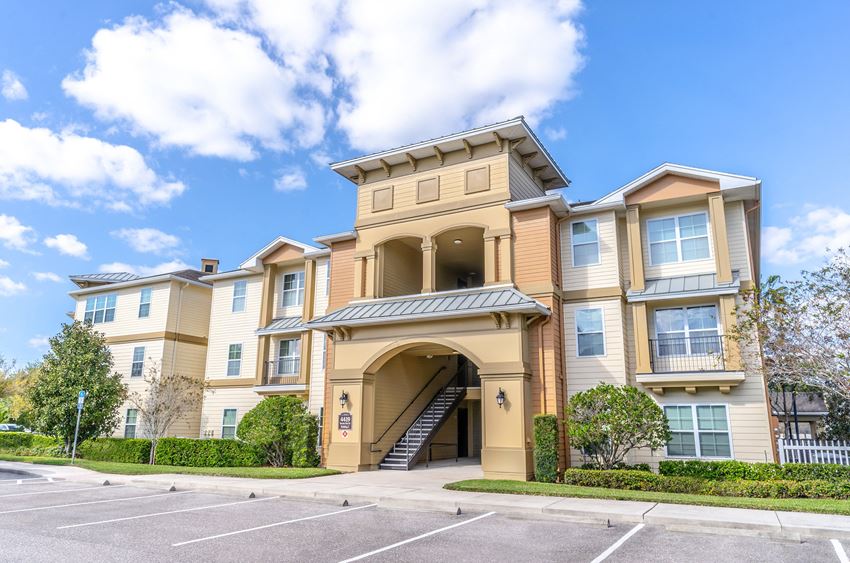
567,383,670,469
0,431,62,456
154,437,262,467
78,438,152,464
580,462,652,472
237,396,320,467
533,415,559,483
562,468,850,500
658,459,850,482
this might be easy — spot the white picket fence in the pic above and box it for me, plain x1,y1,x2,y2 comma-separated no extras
777,438,850,465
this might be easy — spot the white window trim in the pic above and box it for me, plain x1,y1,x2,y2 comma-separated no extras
277,338,301,375
124,408,138,439
319,333,327,371
652,303,721,356
226,343,243,377
130,346,145,378
325,259,331,297
232,281,247,313
281,271,306,308
221,408,237,439
646,211,713,266
575,306,606,358
664,403,734,459
138,287,152,318
570,219,601,268
84,294,117,324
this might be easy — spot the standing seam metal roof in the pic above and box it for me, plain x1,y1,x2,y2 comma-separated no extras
256,316,305,335
627,271,740,301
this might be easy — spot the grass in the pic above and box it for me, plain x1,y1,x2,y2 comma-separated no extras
0,453,339,479
444,479,850,516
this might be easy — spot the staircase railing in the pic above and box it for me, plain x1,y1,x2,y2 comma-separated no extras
369,366,447,453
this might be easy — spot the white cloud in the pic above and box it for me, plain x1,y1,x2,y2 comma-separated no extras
63,9,325,160
0,275,27,297
33,271,63,283
31,112,48,122
44,233,89,258
112,227,181,255
764,206,850,265
0,214,36,251
0,259,8,268
99,259,191,277
544,126,568,141
0,119,185,209
27,336,49,349
274,166,307,192
66,2,584,156
1,70,27,101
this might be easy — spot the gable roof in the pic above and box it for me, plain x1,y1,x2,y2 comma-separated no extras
68,268,210,295
591,163,760,209
239,236,321,271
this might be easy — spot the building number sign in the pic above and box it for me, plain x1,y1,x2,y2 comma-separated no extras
338,412,353,434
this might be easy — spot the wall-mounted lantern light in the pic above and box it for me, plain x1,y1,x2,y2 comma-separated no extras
339,390,349,408
496,388,506,408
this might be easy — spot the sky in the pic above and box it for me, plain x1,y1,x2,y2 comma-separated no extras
1,1,848,364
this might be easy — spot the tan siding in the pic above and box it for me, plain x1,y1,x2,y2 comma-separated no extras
204,274,262,382
512,207,556,289
272,263,306,319
165,283,212,338
74,281,172,337
561,211,620,291
199,387,263,438
508,154,546,200
642,203,716,279
328,239,356,312
313,257,330,316
618,218,630,289
726,201,752,281
308,331,327,415
380,240,422,297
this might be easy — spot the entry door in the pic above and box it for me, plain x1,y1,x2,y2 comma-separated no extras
457,407,469,458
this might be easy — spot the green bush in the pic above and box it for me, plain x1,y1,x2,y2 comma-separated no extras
154,437,262,467
562,468,850,499
78,438,151,464
580,462,652,472
533,415,559,483
0,432,62,456
237,396,319,468
659,459,850,482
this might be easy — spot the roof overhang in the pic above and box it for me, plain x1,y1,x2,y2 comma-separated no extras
637,371,746,395
627,272,741,303
505,192,570,217
239,236,320,272
68,274,210,296
256,316,307,336
313,231,356,246
200,269,259,282
330,117,569,189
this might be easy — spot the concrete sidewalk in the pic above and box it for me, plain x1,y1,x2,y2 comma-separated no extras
6,459,850,541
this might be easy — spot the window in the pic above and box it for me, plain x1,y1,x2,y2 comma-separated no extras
221,409,237,439
325,260,331,296
232,280,247,312
655,305,720,356
320,334,327,371
571,220,600,267
204,264,214,273
124,409,138,438
84,294,117,324
647,213,710,265
665,405,731,458
131,346,145,377
227,344,242,376
138,288,152,318
282,271,305,307
277,339,301,375
575,308,605,357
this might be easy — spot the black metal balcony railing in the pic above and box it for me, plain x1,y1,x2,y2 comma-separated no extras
262,359,302,386
649,335,726,373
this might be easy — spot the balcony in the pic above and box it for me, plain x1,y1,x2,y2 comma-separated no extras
260,359,303,387
639,335,744,395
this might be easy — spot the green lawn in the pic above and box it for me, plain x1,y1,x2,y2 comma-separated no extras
0,454,339,479
445,479,850,516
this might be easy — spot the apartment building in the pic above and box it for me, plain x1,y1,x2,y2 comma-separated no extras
68,263,214,438
197,237,330,438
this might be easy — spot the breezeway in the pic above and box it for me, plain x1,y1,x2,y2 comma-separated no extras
0,479,847,562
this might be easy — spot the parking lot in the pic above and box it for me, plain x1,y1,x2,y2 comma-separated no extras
0,477,847,562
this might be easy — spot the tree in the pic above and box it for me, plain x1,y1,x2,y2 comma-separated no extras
567,383,670,469
128,362,206,464
237,396,319,467
28,322,127,453
824,392,850,440
732,249,850,403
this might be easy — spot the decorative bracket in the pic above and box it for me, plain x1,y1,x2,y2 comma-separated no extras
462,138,473,159
492,131,504,152
433,146,444,165
354,165,367,185
379,159,391,178
405,152,417,171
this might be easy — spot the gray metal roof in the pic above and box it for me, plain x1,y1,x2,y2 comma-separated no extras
257,316,305,335
306,286,549,329
69,272,140,283
627,271,740,302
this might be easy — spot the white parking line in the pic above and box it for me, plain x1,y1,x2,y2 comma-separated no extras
589,523,644,563
172,503,377,547
58,495,280,529
832,539,849,563
0,491,191,514
0,484,127,498
338,511,496,563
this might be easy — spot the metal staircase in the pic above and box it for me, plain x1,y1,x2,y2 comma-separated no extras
379,378,466,470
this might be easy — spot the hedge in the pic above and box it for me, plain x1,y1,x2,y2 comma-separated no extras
580,462,652,472
533,415,559,483
659,460,850,482
0,432,61,456
563,468,850,500
78,438,151,464
153,437,263,467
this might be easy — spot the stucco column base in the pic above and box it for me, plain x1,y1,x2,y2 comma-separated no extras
479,367,533,481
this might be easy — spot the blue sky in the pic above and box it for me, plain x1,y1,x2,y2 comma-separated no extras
1,1,848,364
